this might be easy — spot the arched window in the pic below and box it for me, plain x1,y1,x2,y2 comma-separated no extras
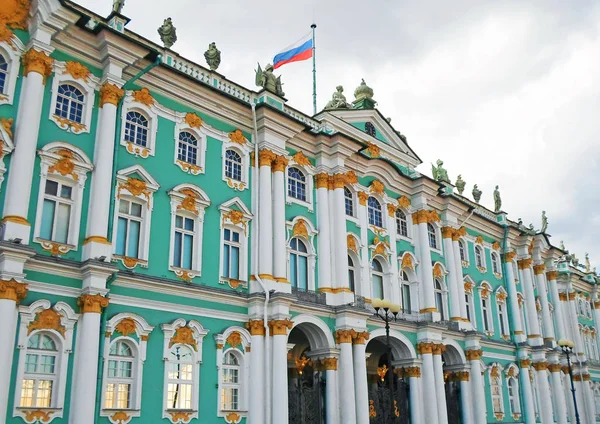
290,238,308,290
225,149,242,181
482,297,491,332
54,83,84,123
396,209,408,237
348,255,356,292
20,333,58,407
491,253,500,274
344,187,354,217
367,196,383,227
287,167,306,201
221,351,241,411
434,279,445,317
464,287,474,326
498,301,508,337
0,53,7,94
475,246,484,268
166,345,194,410
124,111,149,147
400,271,411,313
371,259,384,299
365,121,376,137
459,240,467,262
508,377,521,415
39,179,73,244
491,373,503,415
427,223,438,249
177,131,199,165
105,340,135,409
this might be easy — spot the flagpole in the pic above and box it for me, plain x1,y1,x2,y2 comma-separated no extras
311,23,317,115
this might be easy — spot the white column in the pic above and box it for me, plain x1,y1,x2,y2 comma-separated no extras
413,212,435,312
533,362,554,424
549,362,568,424
451,235,468,320
323,359,340,424
352,337,369,424
0,281,28,420
518,259,542,345
547,271,566,341
518,360,536,424
247,320,265,424
533,265,555,343
270,321,289,424
583,376,595,424
433,345,448,424
332,177,349,290
504,256,525,341
271,158,287,282
406,367,423,424
458,372,474,424
418,344,439,424
258,150,274,279
574,378,589,424
563,369,576,423
69,294,109,424
467,350,486,424
386,205,400,304
566,293,585,356
442,229,460,321
337,330,356,424
315,174,332,291
2,49,53,242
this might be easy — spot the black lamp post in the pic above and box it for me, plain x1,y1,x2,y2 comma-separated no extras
558,339,581,424
373,298,401,417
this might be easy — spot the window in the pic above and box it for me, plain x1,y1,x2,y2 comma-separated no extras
400,271,411,312
287,167,306,202
166,345,194,410
125,111,149,147
367,196,383,227
116,199,143,259
365,121,376,137
371,259,384,299
594,387,600,416
225,149,242,181
348,255,356,292
498,302,508,336
54,84,84,123
223,228,241,280
173,215,195,270
0,53,7,94
428,223,438,249
221,351,241,411
104,340,134,409
39,180,73,244
508,377,520,415
396,209,408,237
177,131,198,165
435,279,445,317
290,238,309,290
482,298,491,332
459,240,467,262
491,374,503,415
344,187,354,217
475,246,484,268
465,292,474,326
20,333,58,408
491,253,501,274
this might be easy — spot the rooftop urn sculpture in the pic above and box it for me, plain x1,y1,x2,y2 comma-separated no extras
472,184,482,203
204,42,221,71
455,174,466,195
255,63,284,97
493,185,501,212
541,211,548,233
157,18,177,49
431,159,450,184
112,0,125,14
354,78,374,101
324,85,350,109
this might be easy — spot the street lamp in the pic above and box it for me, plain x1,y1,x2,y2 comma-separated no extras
558,339,580,424
372,298,401,417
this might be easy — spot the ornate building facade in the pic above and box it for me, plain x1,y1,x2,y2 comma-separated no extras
0,1,599,423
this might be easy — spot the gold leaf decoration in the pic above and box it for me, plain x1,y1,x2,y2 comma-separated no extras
1,117,13,138
344,170,358,185
174,269,194,282
40,241,70,256
475,236,484,244
27,308,65,336
369,179,385,195
433,263,444,278
53,115,87,133
226,331,242,348
292,219,309,239
48,149,78,180
115,317,137,337
177,188,199,215
464,280,473,293
225,412,241,424
170,326,197,350
125,142,150,158
99,82,124,107
397,196,410,209
23,410,54,423
492,241,501,251
132,87,154,106
110,411,130,424
64,61,91,82
176,159,202,174
366,142,380,158
121,257,139,269
184,112,202,129
228,129,246,144
118,178,150,202
169,411,192,423
401,254,414,270
292,151,312,167
347,234,358,253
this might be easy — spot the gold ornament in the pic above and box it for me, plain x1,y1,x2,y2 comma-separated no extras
292,151,312,167
503,251,516,263
53,115,86,133
126,142,150,158
170,326,197,350
1,117,13,138
64,61,90,82
0,278,28,303
401,254,414,270
433,263,444,278
492,241,500,250
387,203,397,217
464,281,473,293
110,411,130,424
417,342,434,355
48,149,78,181
377,364,388,381
366,142,380,158
475,236,484,244
369,179,385,195
271,155,289,173
132,87,154,106
177,188,200,215
295,356,312,375
465,349,483,360
268,319,293,336
258,149,276,167
357,191,369,206
115,317,137,337
22,49,54,82
169,411,192,423
246,319,265,336
292,219,309,239
184,112,202,129
335,329,354,344
78,294,109,314
352,331,370,345
226,331,242,348
118,178,150,202
517,258,533,270
24,410,54,423
344,170,358,185
533,264,546,275
176,159,201,174
321,357,338,370
519,359,531,368
99,82,124,107
40,241,70,256
228,129,246,144
0,0,30,49
546,270,558,281
397,195,410,209
225,412,241,424
347,234,358,253
27,308,65,336
370,400,377,418
121,257,139,269
315,173,329,189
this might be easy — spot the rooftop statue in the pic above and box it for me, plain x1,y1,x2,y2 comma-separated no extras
472,184,482,203
255,63,284,97
157,18,177,49
397,132,407,143
541,211,548,233
204,42,221,71
585,253,591,272
431,159,450,184
113,0,125,14
455,175,466,195
560,240,565,250
572,254,579,267
324,86,350,110
493,185,501,212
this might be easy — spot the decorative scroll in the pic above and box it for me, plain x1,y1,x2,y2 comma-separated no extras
226,331,242,349
369,179,385,195
292,151,312,167
41,241,71,256
64,61,91,82
228,129,246,144
27,308,65,336
184,112,202,129
177,188,200,215
115,318,137,337
132,88,154,106
397,195,410,209
118,178,150,202
48,149,78,180
401,254,414,270
170,326,197,350
366,142,380,158
347,235,358,253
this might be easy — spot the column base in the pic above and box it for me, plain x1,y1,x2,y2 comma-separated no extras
249,276,292,294
456,320,474,331
527,335,543,347
82,237,113,262
323,290,355,306
1,217,31,244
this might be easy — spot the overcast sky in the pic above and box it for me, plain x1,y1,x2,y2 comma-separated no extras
79,0,600,271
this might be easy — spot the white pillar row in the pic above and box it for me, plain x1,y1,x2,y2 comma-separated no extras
247,320,265,424
357,193,371,299
548,361,568,424
352,332,370,424
271,156,287,282
504,253,525,342
441,227,460,321
562,367,576,423
1,49,54,243
582,374,595,424
336,329,356,424
315,173,332,291
546,270,566,341
451,232,468,320
0,280,28,420
456,371,474,424
69,294,109,424
258,149,275,279
466,349,486,424
594,299,600,354
573,377,589,424
83,83,124,260
332,175,349,291
517,258,542,346
417,343,439,424
404,366,423,424
518,359,536,424
566,292,585,357
533,264,555,343
533,362,554,424
412,211,436,313
432,344,449,424
269,319,291,424
321,357,340,424
385,204,400,304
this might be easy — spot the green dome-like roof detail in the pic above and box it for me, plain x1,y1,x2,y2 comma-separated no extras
354,78,374,101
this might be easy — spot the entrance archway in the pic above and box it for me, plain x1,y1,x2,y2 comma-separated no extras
442,341,468,424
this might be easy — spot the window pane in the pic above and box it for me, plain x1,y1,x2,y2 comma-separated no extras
36,380,53,407
130,202,142,217
60,185,72,199
372,275,383,299
117,383,130,409
290,253,297,288
25,354,38,373
108,360,118,377
127,220,140,258
183,234,193,270
105,383,115,408
45,180,58,196
222,244,230,278
20,380,35,407
40,199,56,240
55,203,70,243
174,231,182,268
116,217,128,256
230,246,239,279
298,256,308,290
39,355,55,373
184,217,194,231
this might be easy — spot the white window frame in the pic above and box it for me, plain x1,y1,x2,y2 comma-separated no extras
285,161,315,211
428,223,442,253
344,186,356,218
289,237,311,291
215,327,251,419
458,239,469,265
505,369,521,418
161,319,208,423
464,278,476,328
219,198,252,289
395,208,410,239
348,252,359,293
101,314,154,421
399,269,412,313
491,251,502,277
0,39,23,105
488,367,504,419
496,289,510,339
474,244,486,270
168,184,210,280
0,118,14,189
285,217,317,291
221,137,251,191
33,143,93,253
367,195,384,229
434,277,448,319
13,300,78,423
49,61,98,134
479,282,494,335
111,165,159,268
120,93,159,158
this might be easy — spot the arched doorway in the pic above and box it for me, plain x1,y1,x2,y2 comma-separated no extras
442,342,468,424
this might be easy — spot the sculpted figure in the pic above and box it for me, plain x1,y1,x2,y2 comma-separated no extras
113,0,125,14
431,159,450,184
324,86,350,109
493,185,501,212
255,63,284,97
158,18,177,49
472,184,482,203
585,253,591,272
541,211,548,233
204,42,221,71
455,174,466,195
560,240,565,250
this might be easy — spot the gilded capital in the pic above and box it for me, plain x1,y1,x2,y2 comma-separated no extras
246,319,266,336
519,358,531,368
441,226,455,239
594,300,600,310
568,292,576,301
315,173,329,189
404,366,421,378
454,371,470,381
546,270,558,281
548,363,562,373
357,191,369,206
517,258,533,270
533,264,546,275
332,173,346,189
387,203,397,217
465,349,483,361
271,155,289,173
321,357,338,371
432,343,446,355
22,49,54,81
583,374,591,381
78,294,109,314
99,82,125,107
558,292,568,301
532,361,547,371
268,318,293,336
352,331,370,345
503,251,516,263
0,279,28,303
416,342,434,355
412,210,428,225
335,329,354,344
258,149,276,167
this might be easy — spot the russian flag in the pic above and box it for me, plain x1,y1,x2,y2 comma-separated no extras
273,32,313,69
